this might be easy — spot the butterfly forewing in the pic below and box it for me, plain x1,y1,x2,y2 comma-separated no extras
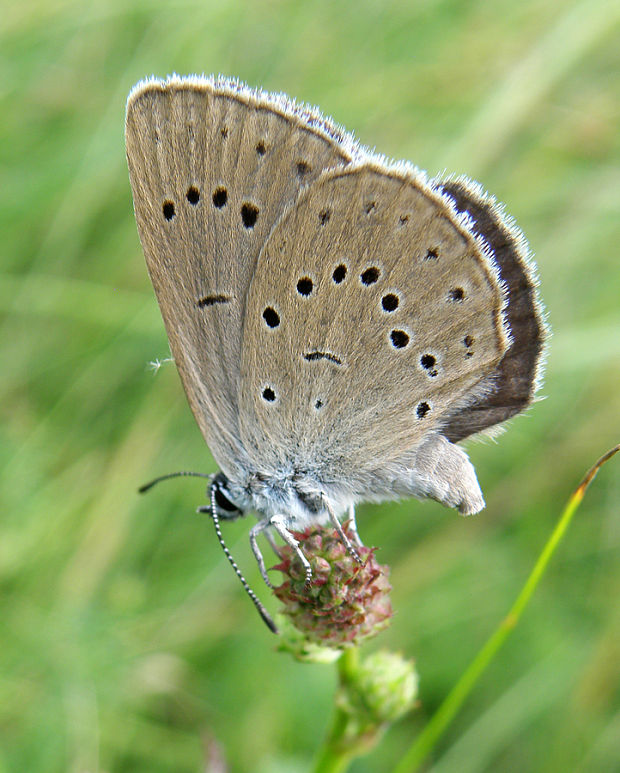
239,163,510,482
125,76,354,478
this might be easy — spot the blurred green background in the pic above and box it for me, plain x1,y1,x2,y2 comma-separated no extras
2,0,620,771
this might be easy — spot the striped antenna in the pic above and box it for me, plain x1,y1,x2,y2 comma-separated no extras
202,484,278,634
139,470,277,633
138,470,213,493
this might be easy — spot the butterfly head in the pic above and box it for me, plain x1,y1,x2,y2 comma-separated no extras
210,472,247,521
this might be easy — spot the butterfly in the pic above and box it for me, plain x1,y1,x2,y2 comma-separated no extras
126,75,546,629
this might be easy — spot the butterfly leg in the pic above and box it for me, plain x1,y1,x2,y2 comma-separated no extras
347,504,364,547
323,496,363,564
249,518,276,589
269,515,313,588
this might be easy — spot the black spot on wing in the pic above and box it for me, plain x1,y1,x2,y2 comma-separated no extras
197,295,231,308
303,351,343,365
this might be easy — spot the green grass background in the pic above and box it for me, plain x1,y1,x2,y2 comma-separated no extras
2,0,620,771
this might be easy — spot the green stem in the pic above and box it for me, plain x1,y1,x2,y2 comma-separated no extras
312,739,354,773
338,647,360,683
391,444,619,773
311,648,360,773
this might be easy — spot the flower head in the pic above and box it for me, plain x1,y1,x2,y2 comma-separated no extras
273,524,392,648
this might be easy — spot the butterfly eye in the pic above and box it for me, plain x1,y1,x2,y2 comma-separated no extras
214,486,241,514
211,473,243,516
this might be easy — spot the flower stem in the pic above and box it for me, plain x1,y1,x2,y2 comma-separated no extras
311,649,360,773
338,646,360,682
311,738,354,773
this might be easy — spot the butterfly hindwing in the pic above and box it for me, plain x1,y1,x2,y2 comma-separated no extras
239,163,510,486
436,177,546,442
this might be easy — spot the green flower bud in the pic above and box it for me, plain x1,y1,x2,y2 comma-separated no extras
345,650,418,724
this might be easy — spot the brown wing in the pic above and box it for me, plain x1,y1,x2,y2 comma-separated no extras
125,75,354,478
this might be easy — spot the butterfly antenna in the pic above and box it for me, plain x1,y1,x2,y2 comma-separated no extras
138,470,213,493
205,484,278,635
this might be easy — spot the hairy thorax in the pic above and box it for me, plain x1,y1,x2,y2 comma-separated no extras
226,468,354,528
